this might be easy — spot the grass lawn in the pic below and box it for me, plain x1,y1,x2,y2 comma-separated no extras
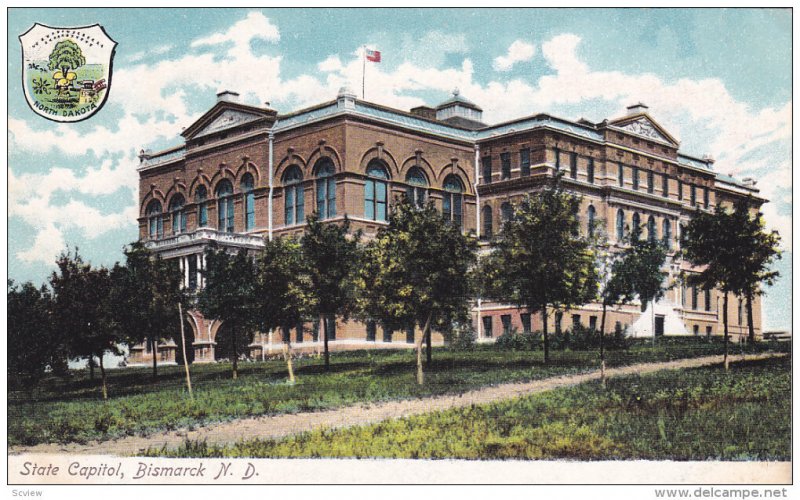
8,337,785,447
148,356,790,460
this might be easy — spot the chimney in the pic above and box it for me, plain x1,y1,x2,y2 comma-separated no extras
216,90,240,103
626,102,649,115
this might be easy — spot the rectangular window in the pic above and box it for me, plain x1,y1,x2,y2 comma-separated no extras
555,311,563,333
482,316,493,338
482,156,492,184
572,314,581,329
647,170,654,193
705,290,712,312
285,187,294,225
704,187,710,208
406,325,414,344
662,174,669,197
678,180,683,200
706,326,713,337
587,158,595,184
501,152,511,180
188,255,198,290
520,148,531,177
501,314,512,335
618,163,624,187
366,320,376,341
382,324,392,343
690,185,697,206
326,317,336,340
693,325,699,336
569,152,578,179
589,316,597,331
521,313,531,333
245,192,255,230
692,287,698,310
632,167,639,190
296,321,304,343
554,147,561,171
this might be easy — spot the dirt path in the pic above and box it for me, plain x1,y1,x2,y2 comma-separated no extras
10,352,785,456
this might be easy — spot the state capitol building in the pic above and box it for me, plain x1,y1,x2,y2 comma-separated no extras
131,87,765,365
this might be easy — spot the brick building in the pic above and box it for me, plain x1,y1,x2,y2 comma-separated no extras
130,88,765,365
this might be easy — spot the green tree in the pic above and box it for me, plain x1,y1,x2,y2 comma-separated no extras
358,200,477,384
7,280,66,387
49,249,122,399
48,40,86,77
484,179,598,363
115,241,186,379
681,205,741,370
596,225,667,382
731,201,782,342
255,237,316,383
197,246,258,379
302,214,362,371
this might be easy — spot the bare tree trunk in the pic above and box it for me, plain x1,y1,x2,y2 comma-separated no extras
425,326,432,365
88,356,95,381
746,292,755,343
321,313,330,371
98,353,108,400
231,324,238,380
283,336,295,384
600,302,607,387
416,313,433,385
151,337,159,380
178,303,193,399
541,305,549,364
723,292,730,371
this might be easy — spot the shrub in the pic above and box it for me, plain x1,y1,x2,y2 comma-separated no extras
443,321,477,350
494,328,542,351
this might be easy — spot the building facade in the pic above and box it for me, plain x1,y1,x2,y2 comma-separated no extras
131,88,765,365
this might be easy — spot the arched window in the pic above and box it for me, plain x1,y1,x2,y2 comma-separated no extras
315,158,336,220
168,194,186,235
195,185,208,227
587,205,596,237
662,218,672,249
482,205,493,238
365,160,389,222
616,209,625,242
282,166,304,226
146,200,163,239
647,215,657,243
500,202,513,225
216,179,234,232
241,174,255,231
442,175,464,227
405,166,428,208
632,212,641,239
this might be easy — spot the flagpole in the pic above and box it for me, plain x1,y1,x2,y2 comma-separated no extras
362,45,366,100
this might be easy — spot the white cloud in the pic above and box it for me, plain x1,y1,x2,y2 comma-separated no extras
191,11,279,60
493,40,536,71
318,55,343,73
17,224,66,264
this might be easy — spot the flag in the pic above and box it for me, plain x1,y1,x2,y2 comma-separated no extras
366,49,381,63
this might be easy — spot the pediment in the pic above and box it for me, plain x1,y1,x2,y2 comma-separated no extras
182,102,276,140
608,114,679,146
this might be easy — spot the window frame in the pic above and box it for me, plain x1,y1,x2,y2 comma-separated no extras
364,160,390,222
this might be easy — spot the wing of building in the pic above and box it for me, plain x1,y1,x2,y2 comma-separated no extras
132,88,766,365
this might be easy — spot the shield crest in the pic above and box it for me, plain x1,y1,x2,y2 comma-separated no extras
19,23,116,123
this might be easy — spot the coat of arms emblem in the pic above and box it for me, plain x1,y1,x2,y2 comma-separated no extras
19,23,116,122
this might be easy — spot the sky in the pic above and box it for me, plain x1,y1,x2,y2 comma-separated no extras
7,8,792,330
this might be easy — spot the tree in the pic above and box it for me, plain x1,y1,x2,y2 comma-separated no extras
48,40,85,77
302,214,362,371
596,226,667,383
197,245,258,379
731,201,782,342
7,280,66,387
115,242,186,379
681,205,741,370
49,249,122,399
255,237,316,383
484,179,598,363
358,200,477,384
